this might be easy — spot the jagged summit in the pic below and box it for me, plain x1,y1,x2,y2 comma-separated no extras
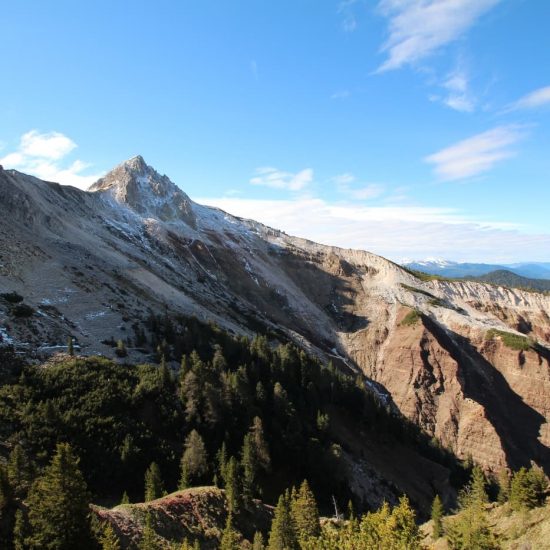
89,156,196,226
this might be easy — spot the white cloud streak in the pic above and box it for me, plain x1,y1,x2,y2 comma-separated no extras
0,130,103,189
425,125,525,181
333,173,385,200
250,167,313,191
196,196,549,263
338,0,359,32
376,0,501,72
507,85,550,111
441,68,475,112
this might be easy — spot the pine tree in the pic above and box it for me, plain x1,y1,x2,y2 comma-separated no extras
216,442,228,487
268,490,296,550
496,468,510,504
392,496,421,549
26,443,92,549
527,464,548,506
509,467,537,511
99,522,121,550
7,444,33,499
253,531,265,550
120,491,130,504
67,336,74,356
431,494,444,540
13,508,27,550
291,480,320,541
140,512,162,550
459,465,488,510
179,429,208,489
241,432,258,505
251,416,271,472
470,466,488,506
144,462,165,502
220,513,241,550
224,457,241,514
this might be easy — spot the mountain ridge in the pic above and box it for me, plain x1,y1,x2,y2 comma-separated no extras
1,157,550,476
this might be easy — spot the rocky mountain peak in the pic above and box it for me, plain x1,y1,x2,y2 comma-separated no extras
89,156,196,226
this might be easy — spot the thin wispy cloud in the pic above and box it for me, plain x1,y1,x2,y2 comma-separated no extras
0,130,103,189
197,196,547,262
506,85,550,111
425,125,525,181
331,90,351,100
376,0,501,72
250,166,313,191
338,0,359,32
441,67,475,112
333,173,385,200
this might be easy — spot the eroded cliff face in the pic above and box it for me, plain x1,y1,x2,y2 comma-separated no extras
1,158,549,476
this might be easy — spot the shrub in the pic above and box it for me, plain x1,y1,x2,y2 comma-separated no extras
485,329,533,351
11,303,35,318
1,292,24,304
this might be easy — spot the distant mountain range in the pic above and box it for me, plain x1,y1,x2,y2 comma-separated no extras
403,259,550,280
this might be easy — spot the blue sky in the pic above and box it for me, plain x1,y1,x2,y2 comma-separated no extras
1,0,549,262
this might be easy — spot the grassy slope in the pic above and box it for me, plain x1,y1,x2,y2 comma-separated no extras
421,501,550,549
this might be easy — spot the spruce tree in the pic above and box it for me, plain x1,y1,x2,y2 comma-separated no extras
253,531,265,550
510,467,537,511
140,512,161,550
7,444,33,499
120,491,130,505
496,468,510,504
216,442,228,487
392,496,421,549
241,432,258,505
224,457,241,514
291,480,320,541
99,522,121,550
26,443,92,549
144,462,165,502
13,509,27,550
268,490,296,550
220,513,241,550
179,430,208,489
67,336,74,356
431,494,444,540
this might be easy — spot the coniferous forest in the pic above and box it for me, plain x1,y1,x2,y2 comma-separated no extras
0,314,547,549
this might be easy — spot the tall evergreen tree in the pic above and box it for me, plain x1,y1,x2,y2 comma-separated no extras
241,432,258,505
26,443,92,550
7,444,33,499
13,509,27,550
252,531,265,550
67,336,74,356
99,522,121,550
179,430,208,489
140,512,162,550
509,467,537,511
268,490,296,550
144,462,165,502
496,469,510,504
431,494,444,540
291,480,320,541
224,457,241,515
220,513,241,550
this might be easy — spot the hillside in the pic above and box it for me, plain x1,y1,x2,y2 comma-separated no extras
422,501,550,549
472,269,550,293
1,158,550,477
